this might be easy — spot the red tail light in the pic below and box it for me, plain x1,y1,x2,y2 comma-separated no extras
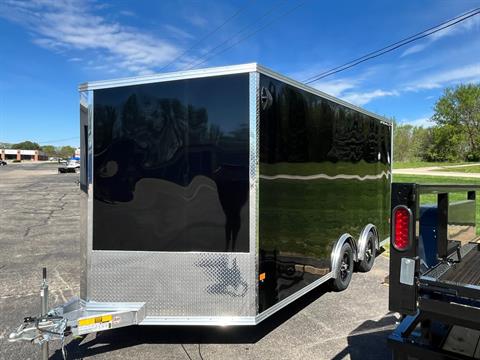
393,206,412,251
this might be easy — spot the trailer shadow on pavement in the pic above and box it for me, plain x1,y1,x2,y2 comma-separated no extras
51,283,396,360
330,314,397,360
53,282,333,359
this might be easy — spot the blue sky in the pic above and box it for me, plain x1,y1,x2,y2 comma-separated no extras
0,0,479,147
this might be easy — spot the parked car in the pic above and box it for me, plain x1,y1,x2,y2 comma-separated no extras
58,159,80,173
0,160,6,166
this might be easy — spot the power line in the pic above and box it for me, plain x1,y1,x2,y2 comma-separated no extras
185,0,308,70
181,0,289,70
159,0,255,72
303,7,480,83
38,137,79,145
2,136,79,145
304,7,480,84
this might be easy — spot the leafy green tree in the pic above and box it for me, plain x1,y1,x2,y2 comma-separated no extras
393,123,413,162
424,125,465,162
393,122,431,162
57,146,76,159
11,141,40,150
432,84,480,160
41,145,57,157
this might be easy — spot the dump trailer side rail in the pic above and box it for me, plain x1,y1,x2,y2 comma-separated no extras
388,183,480,359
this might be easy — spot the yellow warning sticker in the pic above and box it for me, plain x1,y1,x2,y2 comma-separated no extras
77,314,113,335
78,315,113,327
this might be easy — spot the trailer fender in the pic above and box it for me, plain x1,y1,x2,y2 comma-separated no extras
331,233,358,278
357,224,379,262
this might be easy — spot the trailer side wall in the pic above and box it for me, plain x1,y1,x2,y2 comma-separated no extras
258,74,391,312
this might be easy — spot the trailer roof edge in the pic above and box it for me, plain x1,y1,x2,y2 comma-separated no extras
256,64,391,125
78,63,258,92
79,62,390,125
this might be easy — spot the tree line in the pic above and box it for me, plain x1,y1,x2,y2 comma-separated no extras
394,84,480,162
0,141,76,159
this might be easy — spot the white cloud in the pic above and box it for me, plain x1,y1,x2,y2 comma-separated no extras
401,43,428,57
341,89,399,106
187,14,208,27
311,79,357,97
163,24,194,40
401,13,480,57
406,63,480,91
119,10,136,17
400,116,433,127
288,68,398,106
0,0,187,75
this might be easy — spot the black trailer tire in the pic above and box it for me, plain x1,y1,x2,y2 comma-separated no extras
356,231,376,273
332,242,354,292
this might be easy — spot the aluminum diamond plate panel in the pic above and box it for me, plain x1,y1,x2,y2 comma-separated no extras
90,252,255,317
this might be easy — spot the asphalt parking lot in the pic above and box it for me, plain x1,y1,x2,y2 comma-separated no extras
0,163,395,360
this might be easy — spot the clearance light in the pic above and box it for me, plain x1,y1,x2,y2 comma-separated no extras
393,206,411,251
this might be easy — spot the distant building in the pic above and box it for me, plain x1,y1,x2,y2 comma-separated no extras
0,149,48,161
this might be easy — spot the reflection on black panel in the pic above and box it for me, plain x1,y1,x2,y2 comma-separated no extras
93,74,250,252
258,74,391,312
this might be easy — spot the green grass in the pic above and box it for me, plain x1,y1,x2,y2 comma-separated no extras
393,174,480,185
393,161,466,169
433,164,480,173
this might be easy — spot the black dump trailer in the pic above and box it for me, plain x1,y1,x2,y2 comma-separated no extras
389,183,480,359
9,64,392,351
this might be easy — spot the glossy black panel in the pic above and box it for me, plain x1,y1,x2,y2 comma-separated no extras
93,74,250,252
258,74,391,312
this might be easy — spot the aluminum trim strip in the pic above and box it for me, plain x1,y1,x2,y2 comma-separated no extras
255,272,333,323
256,64,390,124
79,90,88,299
249,71,260,315
90,250,250,255
140,316,256,326
85,303,147,312
79,63,258,91
85,90,94,300
136,273,333,325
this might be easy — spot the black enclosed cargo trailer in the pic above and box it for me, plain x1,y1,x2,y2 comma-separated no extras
388,183,480,359
10,64,392,350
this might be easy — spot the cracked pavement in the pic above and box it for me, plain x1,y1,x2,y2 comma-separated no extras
0,163,394,360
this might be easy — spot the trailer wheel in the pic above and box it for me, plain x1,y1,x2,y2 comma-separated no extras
356,231,376,273
332,242,354,291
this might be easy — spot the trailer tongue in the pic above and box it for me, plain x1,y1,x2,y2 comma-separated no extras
8,268,145,359
388,183,480,359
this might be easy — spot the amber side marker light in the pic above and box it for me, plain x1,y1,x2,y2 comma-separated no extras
392,206,412,251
